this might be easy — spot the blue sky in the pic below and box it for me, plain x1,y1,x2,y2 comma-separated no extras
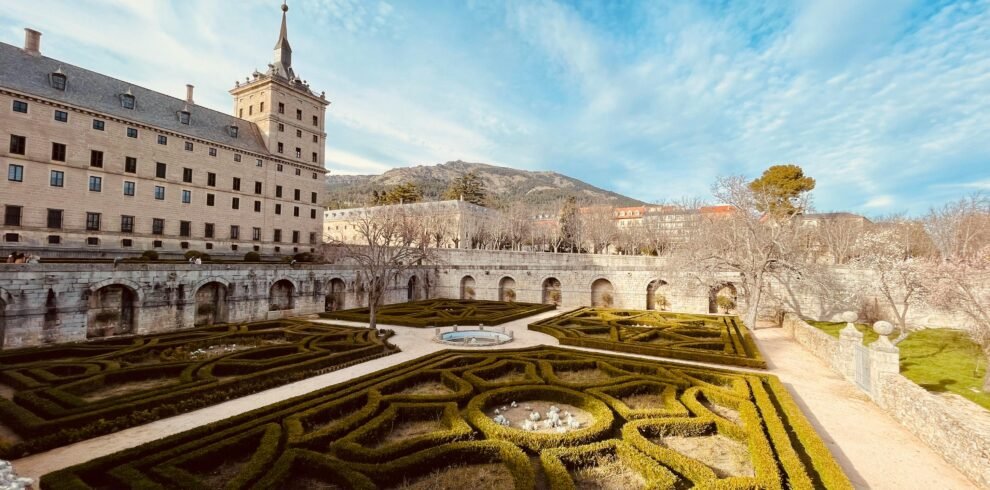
2,0,988,215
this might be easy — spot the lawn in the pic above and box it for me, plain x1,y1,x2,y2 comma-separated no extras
530,308,766,368
0,320,397,458
41,346,848,489
808,321,989,410
320,298,556,327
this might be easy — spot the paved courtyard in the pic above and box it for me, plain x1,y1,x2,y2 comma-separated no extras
11,311,978,489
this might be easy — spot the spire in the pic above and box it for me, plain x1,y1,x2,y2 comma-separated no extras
271,1,294,80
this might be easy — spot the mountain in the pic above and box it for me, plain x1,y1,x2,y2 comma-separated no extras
325,160,645,209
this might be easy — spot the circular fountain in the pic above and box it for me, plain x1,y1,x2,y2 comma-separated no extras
433,326,513,346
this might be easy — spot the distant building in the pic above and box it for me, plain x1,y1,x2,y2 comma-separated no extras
324,199,496,248
0,3,327,257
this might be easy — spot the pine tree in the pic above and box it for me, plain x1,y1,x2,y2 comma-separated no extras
559,197,580,252
376,183,422,205
443,171,487,206
747,164,815,216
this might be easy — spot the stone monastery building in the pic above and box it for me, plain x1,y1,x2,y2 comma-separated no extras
0,4,327,257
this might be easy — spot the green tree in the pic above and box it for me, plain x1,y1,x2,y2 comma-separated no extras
559,197,580,252
747,164,815,216
376,183,422,205
443,171,487,206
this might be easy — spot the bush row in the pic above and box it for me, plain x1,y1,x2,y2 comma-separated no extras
320,298,557,327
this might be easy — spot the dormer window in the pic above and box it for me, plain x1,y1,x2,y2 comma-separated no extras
50,72,67,91
179,110,190,125
121,93,135,109
228,125,239,138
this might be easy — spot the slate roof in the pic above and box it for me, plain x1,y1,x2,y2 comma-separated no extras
0,41,270,155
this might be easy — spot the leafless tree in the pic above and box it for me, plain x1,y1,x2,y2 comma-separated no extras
810,216,869,264
580,206,617,254
320,205,436,329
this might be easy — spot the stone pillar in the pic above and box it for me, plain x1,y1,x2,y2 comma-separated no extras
837,311,863,382
869,320,900,401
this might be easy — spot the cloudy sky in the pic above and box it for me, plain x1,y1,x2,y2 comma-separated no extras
2,0,987,214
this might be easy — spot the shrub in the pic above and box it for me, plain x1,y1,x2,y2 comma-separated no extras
139,250,159,261
857,297,884,325
244,251,261,262
184,250,210,261
503,288,516,302
600,292,614,307
716,295,736,313
654,294,670,311
549,289,562,304
293,252,320,263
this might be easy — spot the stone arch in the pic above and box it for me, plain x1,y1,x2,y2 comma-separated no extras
407,275,420,301
460,275,476,300
709,282,738,314
542,277,562,306
326,277,346,311
190,276,232,296
269,279,295,311
87,283,138,338
194,281,228,326
498,276,517,302
646,279,669,311
591,278,615,308
88,278,145,305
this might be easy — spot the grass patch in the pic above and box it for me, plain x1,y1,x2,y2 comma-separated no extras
809,321,989,410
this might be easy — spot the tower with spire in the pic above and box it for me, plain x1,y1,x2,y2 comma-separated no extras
230,1,329,168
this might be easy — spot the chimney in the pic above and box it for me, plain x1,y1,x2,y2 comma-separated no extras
185,84,195,104
23,28,41,56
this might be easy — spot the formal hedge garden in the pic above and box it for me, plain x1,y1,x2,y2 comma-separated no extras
0,320,397,458
320,298,556,327
41,347,849,489
529,308,766,369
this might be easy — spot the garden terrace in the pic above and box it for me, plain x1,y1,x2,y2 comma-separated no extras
41,346,849,489
319,298,556,327
529,308,766,369
0,320,397,458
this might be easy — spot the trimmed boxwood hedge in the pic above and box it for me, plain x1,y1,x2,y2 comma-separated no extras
0,320,398,459
530,307,767,368
320,298,556,327
41,346,850,489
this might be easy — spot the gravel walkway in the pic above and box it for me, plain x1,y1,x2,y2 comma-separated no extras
11,313,980,489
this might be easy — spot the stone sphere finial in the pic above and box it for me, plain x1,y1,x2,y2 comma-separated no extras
873,320,894,336
282,1,289,12
841,311,857,323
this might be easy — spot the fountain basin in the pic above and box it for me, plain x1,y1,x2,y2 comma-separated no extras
434,329,512,346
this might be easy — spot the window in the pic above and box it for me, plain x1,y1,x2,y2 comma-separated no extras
278,123,284,132
127,127,138,138
229,125,239,138
48,235,61,244
312,152,318,163
121,239,133,247
156,162,167,178
311,209,317,219
9,135,26,155
312,134,318,143
92,119,105,130
248,105,253,116
295,147,301,158
51,72,67,90
86,237,99,246
254,181,262,194
278,102,285,114
121,93,135,109
232,197,240,209
158,135,167,145
206,193,215,206
296,129,302,138
259,102,264,112
182,167,192,182
277,142,284,153
278,164,284,172
230,225,240,239
296,109,302,120
310,232,317,244
312,115,318,126
179,111,190,125
154,186,165,200
90,150,104,168
179,220,191,237
4,206,22,226
252,227,261,240
204,223,214,238
51,142,66,161
181,241,189,249
256,159,263,167
313,172,318,179
120,215,134,233
239,108,243,118
89,176,102,192
152,218,164,235
185,141,194,152
181,190,191,203
153,239,163,248
311,192,317,204
294,189,301,200
125,156,137,173
86,212,101,231
12,100,27,113
232,177,241,191
43,209,62,229
207,172,216,186
234,153,241,162
209,147,217,157
275,204,282,215
274,229,282,242
254,201,262,212
293,206,299,217
295,168,301,176
50,170,64,187
276,185,283,198
123,181,135,196
54,110,68,122
292,230,300,243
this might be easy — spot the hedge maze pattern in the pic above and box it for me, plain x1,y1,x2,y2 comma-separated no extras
0,320,397,458
42,347,849,489
320,298,556,327
530,308,766,368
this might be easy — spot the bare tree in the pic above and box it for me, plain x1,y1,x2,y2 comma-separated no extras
580,206,617,254
321,205,436,329
812,216,868,264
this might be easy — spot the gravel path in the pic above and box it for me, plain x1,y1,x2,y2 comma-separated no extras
11,314,980,489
